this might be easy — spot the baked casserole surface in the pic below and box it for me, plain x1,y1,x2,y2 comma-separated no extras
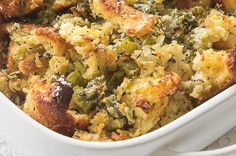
0,0,236,141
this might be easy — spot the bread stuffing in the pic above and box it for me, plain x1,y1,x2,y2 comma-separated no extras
0,0,235,141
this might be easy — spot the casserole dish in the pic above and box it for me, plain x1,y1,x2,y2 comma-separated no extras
0,85,236,156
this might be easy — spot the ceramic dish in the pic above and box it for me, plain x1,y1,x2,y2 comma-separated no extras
0,84,236,156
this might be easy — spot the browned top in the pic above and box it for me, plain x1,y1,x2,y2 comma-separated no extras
24,78,76,136
0,0,43,18
92,0,157,37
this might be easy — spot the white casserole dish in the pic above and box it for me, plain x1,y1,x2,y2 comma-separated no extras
0,84,236,156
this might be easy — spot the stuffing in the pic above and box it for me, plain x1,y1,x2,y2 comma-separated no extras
0,0,81,18
216,0,236,12
0,42,4,69
132,42,192,80
1,0,235,141
0,22,5,69
160,91,193,126
54,15,117,79
51,0,81,12
54,14,114,57
73,130,107,141
3,23,75,73
48,56,72,75
0,72,12,98
124,72,181,136
125,0,164,6
173,0,213,9
0,0,43,18
192,9,236,50
18,54,48,75
23,77,90,136
187,49,236,100
91,0,157,37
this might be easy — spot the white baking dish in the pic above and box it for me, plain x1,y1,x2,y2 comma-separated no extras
0,84,236,156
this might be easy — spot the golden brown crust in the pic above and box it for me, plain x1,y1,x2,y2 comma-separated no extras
133,72,181,100
227,49,236,82
213,36,236,50
91,0,157,37
51,0,80,12
0,0,20,17
156,72,181,98
216,0,236,12
0,0,43,18
18,54,38,75
35,27,73,58
23,77,91,136
23,79,76,136
189,49,236,105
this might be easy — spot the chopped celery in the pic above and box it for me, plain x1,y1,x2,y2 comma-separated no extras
124,108,135,124
120,60,140,77
70,86,94,113
67,70,87,87
75,61,86,74
142,36,156,45
119,38,139,53
107,71,125,90
107,107,123,119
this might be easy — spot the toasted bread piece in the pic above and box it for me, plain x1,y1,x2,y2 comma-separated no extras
23,77,76,136
4,23,75,72
190,49,236,100
192,10,236,50
54,15,117,79
55,14,114,57
24,77,90,136
123,72,181,136
91,0,157,37
51,0,81,12
18,54,48,75
0,0,43,18
213,35,236,50
5,23,73,56
216,0,236,12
